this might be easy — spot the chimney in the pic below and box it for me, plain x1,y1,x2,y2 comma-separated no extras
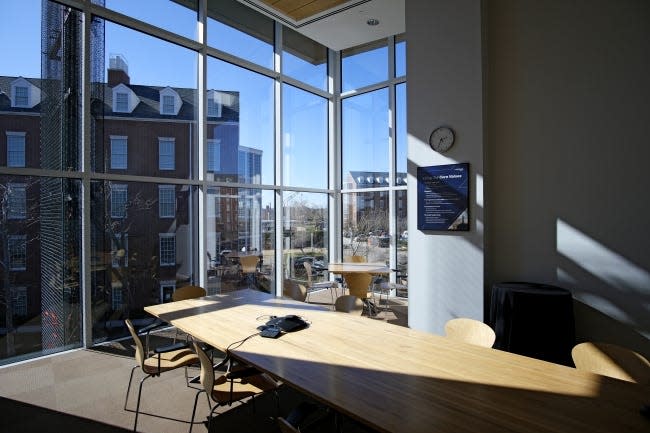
108,54,130,86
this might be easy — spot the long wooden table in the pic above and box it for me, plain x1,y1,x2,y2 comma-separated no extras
145,289,649,433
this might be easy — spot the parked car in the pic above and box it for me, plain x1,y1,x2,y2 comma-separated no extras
293,256,327,272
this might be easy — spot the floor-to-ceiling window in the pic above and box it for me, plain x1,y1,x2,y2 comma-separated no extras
0,0,405,365
341,37,408,278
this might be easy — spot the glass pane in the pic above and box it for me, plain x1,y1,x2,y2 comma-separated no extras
90,181,196,342
282,26,328,91
341,39,388,92
342,191,389,263
396,190,408,280
395,34,406,77
396,83,407,178
207,58,274,185
100,0,198,40
342,88,389,188
282,85,328,189
205,187,275,294
1,1,84,365
0,175,82,364
207,0,274,69
2,0,82,171
91,20,198,178
282,192,329,281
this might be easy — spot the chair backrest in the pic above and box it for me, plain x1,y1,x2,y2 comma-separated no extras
344,272,373,299
171,285,206,302
571,342,650,384
193,342,215,395
125,319,145,368
335,295,364,315
444,318,496,348
283,279,308,302
239,255,259,273
303,261,313,285
346,255,367,263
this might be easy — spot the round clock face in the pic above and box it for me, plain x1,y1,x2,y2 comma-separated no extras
429,126,455,153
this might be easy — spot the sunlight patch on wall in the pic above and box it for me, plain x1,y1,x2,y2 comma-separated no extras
476,173,483,208
556,219,650,293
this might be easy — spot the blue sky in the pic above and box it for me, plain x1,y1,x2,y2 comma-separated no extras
1,0,405,183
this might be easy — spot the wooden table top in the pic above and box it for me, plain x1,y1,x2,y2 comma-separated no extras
145,289,649,433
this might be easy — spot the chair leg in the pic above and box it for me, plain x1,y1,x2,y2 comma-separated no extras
189,389,207,433
133,374,152,432
124,365,138,410
207,402,220,433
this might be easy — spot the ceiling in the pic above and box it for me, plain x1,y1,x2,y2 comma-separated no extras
237,0,405,51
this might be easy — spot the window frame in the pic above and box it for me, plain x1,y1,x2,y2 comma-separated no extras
11,286,28,316
6,132,26,168
110,183,128,219
110,135,128,170
158,184,176,218
7,183,27,220
159,233,176,266
8,235,27,271
158,137,175,170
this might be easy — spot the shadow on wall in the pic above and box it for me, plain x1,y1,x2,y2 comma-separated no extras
556,219,650,359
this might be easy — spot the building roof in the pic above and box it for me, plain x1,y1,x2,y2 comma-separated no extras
0,75,239,122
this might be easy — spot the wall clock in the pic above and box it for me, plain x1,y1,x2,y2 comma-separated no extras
429,126,455,153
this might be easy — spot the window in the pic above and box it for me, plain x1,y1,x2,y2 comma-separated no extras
8,235,27,271
14,86,29,107
159,233,176,266
110,136,127,169
115,92,129,112
160,280,176,303
158,138,175,170
110,184,127,218
342,39,388,92
207,97,221,117
6,132,26,167
159,185,175,218
7,183,26,219
111,233,128,268
207,139,220,172
111,287,123,310
11,287,27,316
162,95,175,114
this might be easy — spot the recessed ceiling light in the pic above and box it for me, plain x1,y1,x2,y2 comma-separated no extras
366,18,379,26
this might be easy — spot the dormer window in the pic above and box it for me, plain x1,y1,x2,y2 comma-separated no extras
159,87,181,116
162,95,175,114
112,83,139,113
14,86,28,107
206,90,223,117
115,92,128,112
10,78,41,108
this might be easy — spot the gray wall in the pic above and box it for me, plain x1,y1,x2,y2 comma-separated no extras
407,0,650,356
406,0,485,335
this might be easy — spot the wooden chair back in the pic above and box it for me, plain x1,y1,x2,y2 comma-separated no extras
571,342,650,384
444,318,496,348
335,295,364,315
239,255,259,273
303,261,313,285
283,279,308,302
344,272,373,300
171,285,206,302
125,318,145,367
